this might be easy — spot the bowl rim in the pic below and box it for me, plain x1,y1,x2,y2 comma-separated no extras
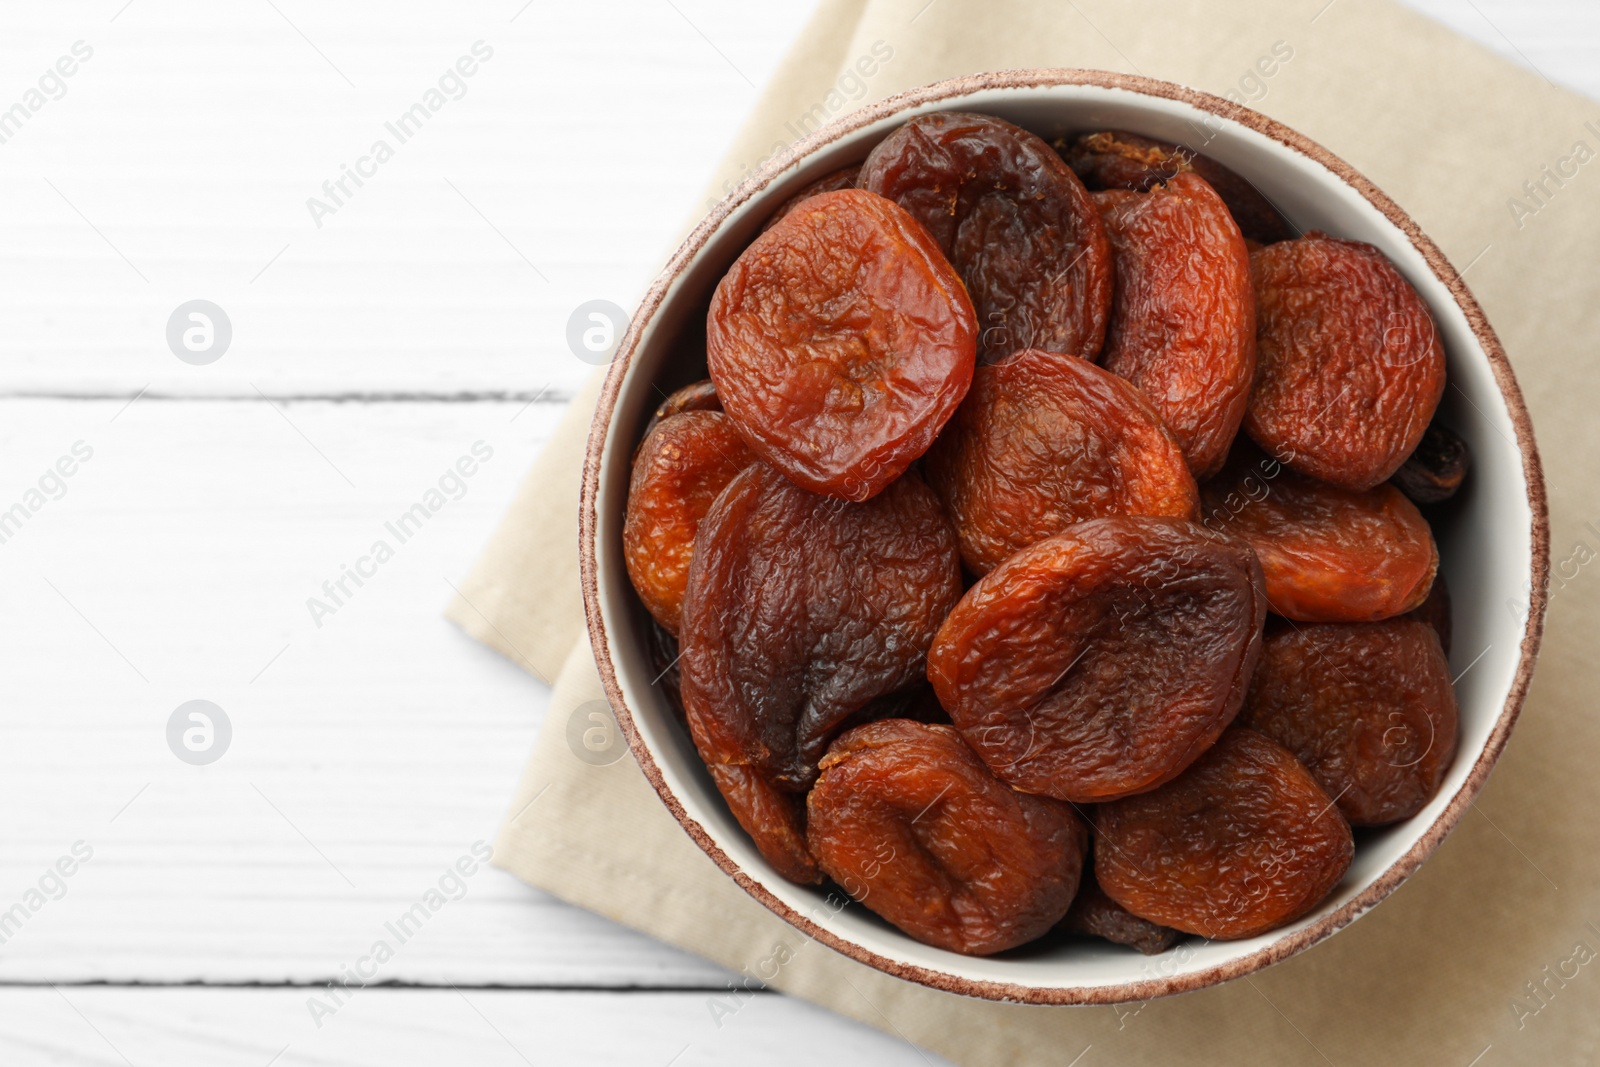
579,67,1551,1005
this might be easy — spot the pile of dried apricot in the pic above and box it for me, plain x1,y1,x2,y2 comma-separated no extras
622,113,1466,958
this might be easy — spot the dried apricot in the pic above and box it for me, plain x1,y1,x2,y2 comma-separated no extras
1093,172,1255,478
706,188,976,501
1246,234,1446,489
927,517,1266,803
761,165,862,232
925,348,1199,575
1391,420,1471,505
623,411,754,634
1059,858,1182,955
680,463,962,792
860,112,1112,363
1061,130,1295,245
1096,728,1354,939
709,762,821,885
1199,443,1438,622
1241,619,1458,826
639,378,720,444
807,719,1087,955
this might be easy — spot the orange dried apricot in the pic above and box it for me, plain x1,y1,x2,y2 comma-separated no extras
623,410,754,634
707,188,976,501
1096,728,1353,938
927,517,1266,803
808,719,1087,955
1241,619,1458,826
1093,172,1255,478
925,348,1199,575
1246,234,1446,489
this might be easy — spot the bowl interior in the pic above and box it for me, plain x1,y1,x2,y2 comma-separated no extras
587,77,1540,1001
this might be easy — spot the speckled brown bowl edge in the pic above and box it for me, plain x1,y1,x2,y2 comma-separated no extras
579,68,1551,1007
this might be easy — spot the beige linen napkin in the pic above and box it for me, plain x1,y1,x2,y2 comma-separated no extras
448,1,1600,1061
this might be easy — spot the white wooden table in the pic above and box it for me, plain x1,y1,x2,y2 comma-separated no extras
0,1,1591,1062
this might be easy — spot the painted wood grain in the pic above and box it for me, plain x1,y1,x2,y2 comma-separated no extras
0,987,954,1066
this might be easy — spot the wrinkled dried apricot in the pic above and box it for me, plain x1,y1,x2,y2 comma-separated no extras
623,411,753,633
861,112,1112,363
1247,234,1446,489
1096,728,1353,939
1200,444,1438,622
706,188,976,501
680,463,962,793
709,762,821,885
1062,130,1295,245
1241,619,1458,826
927,517,1266,803
623,411,755,634
639,379,721,444
1059,858,1182,955
925,348,1200,575
807,719,1086,955
1093,173,1255,478
1392,420,1471,505
761,165,862,232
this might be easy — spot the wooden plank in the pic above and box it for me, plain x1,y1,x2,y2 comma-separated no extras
0,987,952,1066
0,396,729,985
0,0,820,398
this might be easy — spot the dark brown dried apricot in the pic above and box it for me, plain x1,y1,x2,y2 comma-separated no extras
623,411,755,634
1200,444,1438,622
807,719,1087,955
925,348,1200,575
1061,130,1295,245
1391,420,1471,505
760,165,862,233
709,762,821,885
680,463,962,793
1241,619,1458,826
1096,728,1353,939
927,517,1266,803
1246,234,1446,489
706,188,976,501
1059,858,1182,955
639,379,721,444
1093,173,1255,478
860,112,1112,363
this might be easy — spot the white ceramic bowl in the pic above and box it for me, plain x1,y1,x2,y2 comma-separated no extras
580,70,1549,1004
